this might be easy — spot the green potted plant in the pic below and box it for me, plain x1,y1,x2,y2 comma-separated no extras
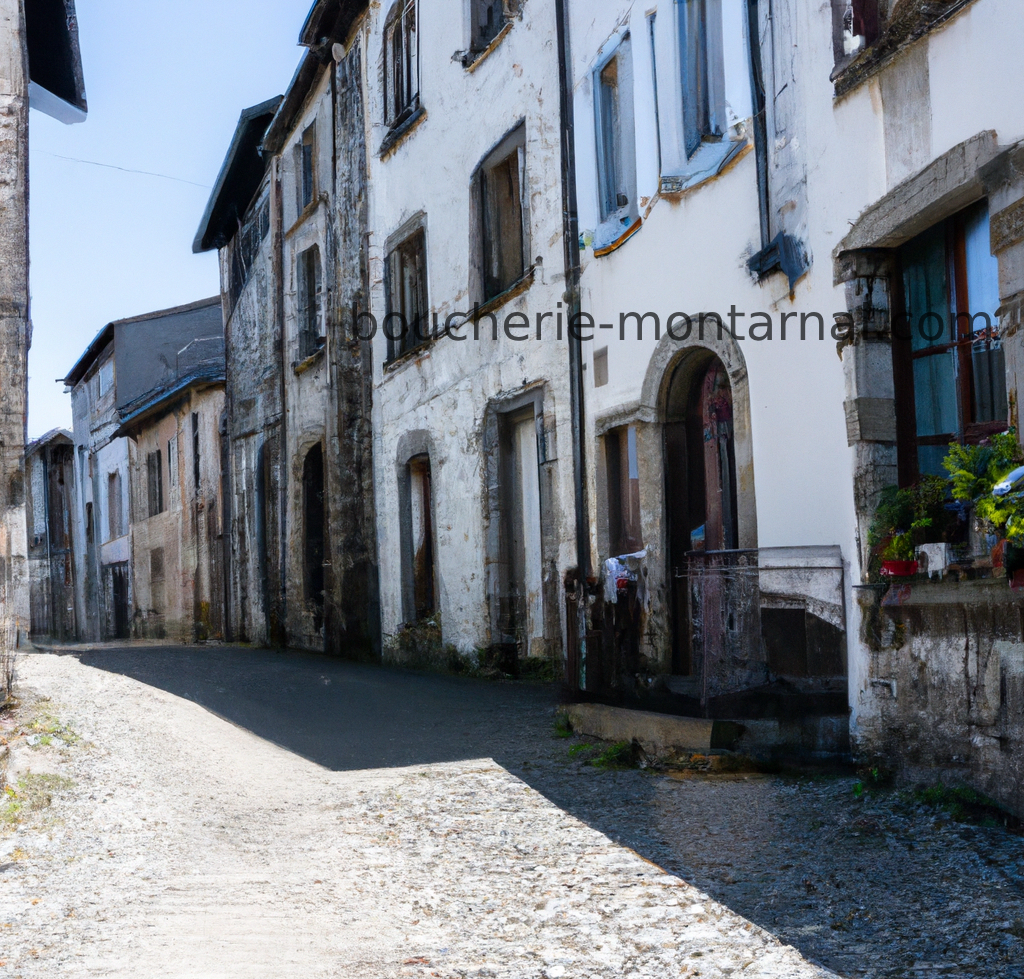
868,476,948,578
943,431,1024,574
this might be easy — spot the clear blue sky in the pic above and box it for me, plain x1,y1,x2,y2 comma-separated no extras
28,0,314,438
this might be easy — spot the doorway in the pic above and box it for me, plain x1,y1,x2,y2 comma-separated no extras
107,562,130,640
499,407,543,659
302,443,325,632
664,352,738,675
407,454,436,620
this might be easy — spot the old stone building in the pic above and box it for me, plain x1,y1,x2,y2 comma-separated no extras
113,299,226,641
828,0,1024,817
63,298,225,641
0,0,86,635
24,429,76,640
197,0,377,655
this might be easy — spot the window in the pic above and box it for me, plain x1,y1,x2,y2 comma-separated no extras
679,0,725,159
895,201,1006,477
471,0,515,52
298,245,323,359
831,0,880,69
594,35,637,228
107,471,123,540
476,124,527,301
606,425,643,556
385,228,429,361
593,347,609,388
167,436,178,497
298,123,316,212
384,0,419,130
192,412,201,494
98,358,114,397
146,450,163,518
229,193,270,312
85,501,93,544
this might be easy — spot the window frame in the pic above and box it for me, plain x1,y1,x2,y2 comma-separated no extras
474,122,529,303
893,201,1007,482
593,32,638,236
298,123,317,213
297,244,324,360
384,0,420,132
605,424,643,557
384,226,430,363
146,449,164,518
679,0,726,159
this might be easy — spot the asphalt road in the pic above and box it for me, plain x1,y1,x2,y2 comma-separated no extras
78,644,562,771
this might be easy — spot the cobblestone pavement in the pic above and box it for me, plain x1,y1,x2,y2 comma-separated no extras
1,647,1022,978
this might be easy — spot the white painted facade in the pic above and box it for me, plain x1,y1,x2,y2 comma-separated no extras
361,0,576,660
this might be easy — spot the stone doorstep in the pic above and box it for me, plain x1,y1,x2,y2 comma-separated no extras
563,703,718,757
563,702,851,760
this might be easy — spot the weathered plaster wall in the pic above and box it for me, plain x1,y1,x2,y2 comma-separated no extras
572,0,859,678
0,0,29,630
363,0,574,659
858,579,1024,817
222,180,283,646
130,387,226,641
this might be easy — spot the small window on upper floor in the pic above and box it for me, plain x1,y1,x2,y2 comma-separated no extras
679,0,726,159
831,0,881,71
475,123,528,302
385,0,419,131
98,359,114,397
594,34,637,231
385,227,429,362
471,0,517,53
297,245,323,360
146,449,164,518
298,123,316,212
652,0,751,195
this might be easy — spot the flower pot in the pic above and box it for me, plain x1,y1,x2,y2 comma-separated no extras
881,559,918,577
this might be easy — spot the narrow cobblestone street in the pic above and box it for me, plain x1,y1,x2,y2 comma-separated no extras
2,647,1023,978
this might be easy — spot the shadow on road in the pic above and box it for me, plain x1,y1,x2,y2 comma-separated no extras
69,643,1024,979
77,644,561,772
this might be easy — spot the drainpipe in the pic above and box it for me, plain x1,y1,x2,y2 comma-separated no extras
555,0,590,687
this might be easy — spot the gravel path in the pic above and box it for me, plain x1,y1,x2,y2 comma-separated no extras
3,646,1023,978
1,650,833,979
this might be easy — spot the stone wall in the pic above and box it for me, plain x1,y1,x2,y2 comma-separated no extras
857,577,1024,817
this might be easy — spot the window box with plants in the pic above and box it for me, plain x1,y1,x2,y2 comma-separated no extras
944,432,1024,584
869,476,952,580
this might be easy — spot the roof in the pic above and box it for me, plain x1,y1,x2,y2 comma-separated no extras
259,51,324,156
193,97,283,254
26,429,74,456
26,0,87,124
299,0,369,48
261,0,369,155
63,296,223,389
113,366,225,440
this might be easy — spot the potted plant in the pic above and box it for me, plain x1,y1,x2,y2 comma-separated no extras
868,477,948,579
943,431,1024,575
880,531,918,577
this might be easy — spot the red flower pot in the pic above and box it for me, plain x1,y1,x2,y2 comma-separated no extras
881,559,918,577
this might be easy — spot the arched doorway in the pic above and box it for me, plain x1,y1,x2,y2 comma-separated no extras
664,351,738,675
302,443,325,632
